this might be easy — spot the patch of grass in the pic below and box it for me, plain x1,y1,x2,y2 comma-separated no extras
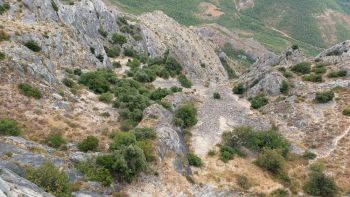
99,92,114,104
236,175,252,190
313,64,327,74
303,151,317,160
75,161,113,186
0,118,21,136
18,83,42,99
0,30,10,42
303,74,323,82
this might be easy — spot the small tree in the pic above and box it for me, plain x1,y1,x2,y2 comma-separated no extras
304,171,338,197
77,136,99,152
256,148,286,175
174,103,197,128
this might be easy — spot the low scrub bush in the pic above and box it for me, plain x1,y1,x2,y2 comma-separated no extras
62,78,76,88
236,175,252,190
313,64,327,74
99,92,114,104
174,103,197,128
187,153,203,167
46,133,66,149
178,75,192,88
24,40,41,52
111,33,127,45
303,151,317,160
26,162,71,197
0,118,21,136
343,108,350,116
280,80,289,94
315,91,334,103
291,62,311,74
75,161,112,186
304,171,338,197
0,52,5,60
149,88,171,101
303,74,323,82
233,83,245,94
105,46,120,58
328,70,347,78
18,83,42,99
77,136,99,152
0,3,10,15
0,30,10,42
98,28,108,38
79,69,117,94
256,148,286,175
250,96,268,109
213,92,221,99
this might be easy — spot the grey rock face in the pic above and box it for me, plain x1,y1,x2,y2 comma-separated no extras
139,11,228,84
246,71,285,98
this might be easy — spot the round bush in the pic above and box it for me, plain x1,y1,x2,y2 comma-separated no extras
0,118,21,136
78,136,99,152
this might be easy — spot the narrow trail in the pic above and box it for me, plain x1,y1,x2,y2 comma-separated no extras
317,126,350,159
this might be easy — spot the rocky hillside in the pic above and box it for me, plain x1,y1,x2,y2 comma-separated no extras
0,0,350,197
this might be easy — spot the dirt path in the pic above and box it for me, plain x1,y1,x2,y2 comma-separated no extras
317,126,350,159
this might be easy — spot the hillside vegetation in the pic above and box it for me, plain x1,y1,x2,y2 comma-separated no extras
111,0,350,55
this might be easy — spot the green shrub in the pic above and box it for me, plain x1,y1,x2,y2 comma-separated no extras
233,83,245,94
110,132,137,150
113,62,122,68
98,28,108,38
213,92,221,99
77,136,99,152
26,162,71,197
303,151,317,160
18,83,42,99
24,40,41,52
136,139,156,162
170,86,182,93
250,96,268,109
291,62,311,74
164,57,182,76
90,47,95,54
105,46,120,58
256,148,286,175
315,91,334,103
111,33,127,45
46,133,66,148
343,108,350,116
99,92,114,104
328,70,347,78
178,75,192,88
313,64,327,74
73,68,82,76
51,0,58,12
75,161,112,186
96,54,104,62
187,153,203,167
0,30,10,42
96,145,148,183
62,78,76,88
0,118,21,136
280,80,289,94
291,44,299,50
174,103,197,128
79,69,117,94
303,74,323,82
0,52,5,60
220,57,236,79
149,88,171,101
304,171,338,197
0,3,10,15
123,47,138,57
221,127,290,157
219,145,243,162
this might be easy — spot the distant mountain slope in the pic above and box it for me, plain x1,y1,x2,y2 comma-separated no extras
110,0,350,56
